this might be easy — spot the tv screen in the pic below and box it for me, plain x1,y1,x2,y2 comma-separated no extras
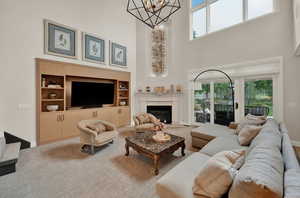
71,81,114,108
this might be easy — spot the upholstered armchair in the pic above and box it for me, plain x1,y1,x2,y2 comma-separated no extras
77,120,118,154
133,113,162,132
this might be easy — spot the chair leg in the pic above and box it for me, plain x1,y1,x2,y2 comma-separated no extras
91,145,95,154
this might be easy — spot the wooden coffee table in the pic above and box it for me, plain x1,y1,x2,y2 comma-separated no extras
125,131,185,175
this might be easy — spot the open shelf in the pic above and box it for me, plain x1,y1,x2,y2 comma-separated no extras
42,99,64,102
117,81,129,106
42,87,64,90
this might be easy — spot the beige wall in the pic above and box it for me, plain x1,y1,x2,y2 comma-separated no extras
0,0,137,146
136,0,300,142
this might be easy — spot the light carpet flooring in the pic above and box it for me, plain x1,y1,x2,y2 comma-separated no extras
0,126,197,198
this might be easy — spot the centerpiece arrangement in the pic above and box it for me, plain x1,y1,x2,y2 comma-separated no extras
152,123,171,143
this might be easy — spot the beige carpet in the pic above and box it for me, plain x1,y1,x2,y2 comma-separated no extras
0,126,197,198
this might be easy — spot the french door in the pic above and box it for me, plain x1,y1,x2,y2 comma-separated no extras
192,77,275,126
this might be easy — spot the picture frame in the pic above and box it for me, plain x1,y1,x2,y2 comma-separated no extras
109,41,127,67
82,32,105,64
44,19,77,59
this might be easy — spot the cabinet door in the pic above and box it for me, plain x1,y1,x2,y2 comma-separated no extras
97,107,119,126
39,112,62,144
62,109,94,138
117,107,130,127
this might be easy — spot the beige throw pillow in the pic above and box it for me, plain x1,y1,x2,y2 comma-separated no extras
137,113,150,124
238,125,262,146
193,150,245,198
236,114,266,134
86,123,106,133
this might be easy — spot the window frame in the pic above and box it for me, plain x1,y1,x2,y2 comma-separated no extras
190,0,277,40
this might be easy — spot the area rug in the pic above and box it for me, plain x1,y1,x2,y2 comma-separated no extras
0,126,197,198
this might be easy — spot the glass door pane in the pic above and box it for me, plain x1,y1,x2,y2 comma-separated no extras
245,79,273,116
214,82,234,126
194,83,210,123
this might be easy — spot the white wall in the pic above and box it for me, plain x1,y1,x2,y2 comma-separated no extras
136,0,300,142
0,0,136,146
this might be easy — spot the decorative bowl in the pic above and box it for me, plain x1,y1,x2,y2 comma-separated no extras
46,105,59,112
152,133,171,143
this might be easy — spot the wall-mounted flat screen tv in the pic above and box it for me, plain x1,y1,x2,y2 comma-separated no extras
71,81,114,108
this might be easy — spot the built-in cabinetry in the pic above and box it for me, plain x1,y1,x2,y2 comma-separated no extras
294,0,300,55
36,59,131,145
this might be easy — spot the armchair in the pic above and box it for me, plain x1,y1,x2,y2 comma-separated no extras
133,113,162,132
77,120,117,154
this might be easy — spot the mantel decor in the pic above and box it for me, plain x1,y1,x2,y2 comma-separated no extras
127,0,181,29
193,69,238,121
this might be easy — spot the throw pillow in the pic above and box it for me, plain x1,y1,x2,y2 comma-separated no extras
86,123,106,133
238,125,262,146
136,113,150,124
148,114,160,125
193,150,245,198
235,114,266,134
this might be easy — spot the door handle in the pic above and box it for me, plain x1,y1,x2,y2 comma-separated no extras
62,114,64,121
57,115,60,122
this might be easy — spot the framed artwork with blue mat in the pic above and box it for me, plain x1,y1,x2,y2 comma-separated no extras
82,32,105,64
110,41,127,67
44,19,77,59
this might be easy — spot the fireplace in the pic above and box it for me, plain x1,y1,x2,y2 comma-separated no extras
147,105,172,124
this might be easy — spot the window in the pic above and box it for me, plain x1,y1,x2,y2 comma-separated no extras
245,79,273,116
194,83,210,123
191,0,275,39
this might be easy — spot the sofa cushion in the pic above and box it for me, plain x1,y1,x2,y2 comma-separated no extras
200,137,247,157
229,145,284,198
156,153,210,198
282,133,300,170
193,150,245,198
238,125,262,146
284,168,300,198
249,119,282,152
191,124,236,141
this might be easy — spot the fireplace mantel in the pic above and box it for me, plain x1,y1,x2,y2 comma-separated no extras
135,93,182,124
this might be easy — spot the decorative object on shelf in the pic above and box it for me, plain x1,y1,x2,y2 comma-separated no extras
110,41,127,67
47,84,62,89
170,84,175,93
44,19,77,59
82,32,105,64
176,85,182,93
193,69,238,122
146,86,151,92
127,0,181,29
120,101,127,106
137,89,143,93
152,26,167,75
46,105,59,112
42,78,46,88
119,83,128,90
48,93,57,99
154,86,166,95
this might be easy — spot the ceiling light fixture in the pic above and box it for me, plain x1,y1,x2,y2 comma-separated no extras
127,0,181,29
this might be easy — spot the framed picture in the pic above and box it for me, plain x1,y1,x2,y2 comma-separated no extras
44,19,77,59
110,41,127,67
82,32,105,64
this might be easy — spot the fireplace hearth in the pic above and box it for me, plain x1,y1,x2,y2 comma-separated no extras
147,105,172,124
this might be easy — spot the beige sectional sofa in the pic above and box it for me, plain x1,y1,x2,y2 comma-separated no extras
156,119,300,198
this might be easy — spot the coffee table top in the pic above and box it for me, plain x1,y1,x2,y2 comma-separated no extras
125,131,185,154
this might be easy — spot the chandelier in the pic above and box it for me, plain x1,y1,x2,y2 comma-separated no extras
127,0,181,29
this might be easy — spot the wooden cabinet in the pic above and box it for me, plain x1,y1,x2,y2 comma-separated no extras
37,58,131,145
39,112,63,144
117,107,130,127
61,110,94,138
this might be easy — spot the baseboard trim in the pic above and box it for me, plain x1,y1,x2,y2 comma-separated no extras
292,141,300,147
